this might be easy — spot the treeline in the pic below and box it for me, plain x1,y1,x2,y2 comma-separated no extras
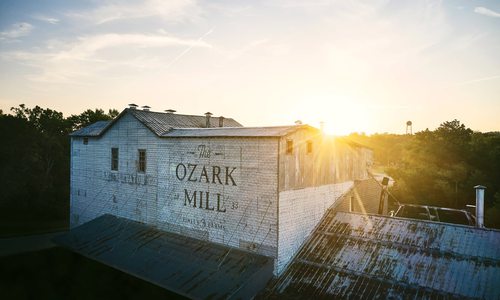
0,105,118,236
1,105,499,234
348,120,500,229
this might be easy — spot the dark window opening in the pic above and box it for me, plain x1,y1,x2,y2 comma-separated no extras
286,140,293,154
111,148,119,171
307,140,313,154
138,149,146,173
83,137,88,145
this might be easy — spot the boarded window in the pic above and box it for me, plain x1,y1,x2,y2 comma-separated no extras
111,148,119,171
83,137,88,145
286,140,293,154
138,149,146,173
307,140,313,154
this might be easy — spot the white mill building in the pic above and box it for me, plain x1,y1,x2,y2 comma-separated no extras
67,105,373,286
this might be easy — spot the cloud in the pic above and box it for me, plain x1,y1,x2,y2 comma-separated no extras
33,15,60,24
456,74,500,85
67,0,201,24
474,7,500,18
0,32,212,83
54,33,211,61
0,22,34,40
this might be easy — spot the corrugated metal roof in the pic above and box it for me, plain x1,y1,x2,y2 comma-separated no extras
70,108,243,137
162,125,318,137
70,120,111,137
54,214,274,300
130,109,243,136
262,211,500,299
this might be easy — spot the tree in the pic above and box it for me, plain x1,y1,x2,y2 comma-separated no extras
67,108,119,131
1,104,118,235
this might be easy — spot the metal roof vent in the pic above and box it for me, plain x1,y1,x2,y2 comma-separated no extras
474,185,486,228
142,105,151,111
165,109,176,114
205,112,213,128
128,103,138,109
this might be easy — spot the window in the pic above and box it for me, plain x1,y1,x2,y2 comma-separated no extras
286,140,293,154
138,149,146,172
83,137,88,145
307,140,313,154
111,148,119,171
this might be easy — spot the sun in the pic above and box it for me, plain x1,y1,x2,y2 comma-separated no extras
322,122,337,136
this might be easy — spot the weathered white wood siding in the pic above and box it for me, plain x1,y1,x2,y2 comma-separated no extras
275,130,371,274
70,113,159,227
155,137,279,258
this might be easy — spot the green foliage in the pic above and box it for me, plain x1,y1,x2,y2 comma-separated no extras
0,104,118,235
67,108,117,131
354,120,500,229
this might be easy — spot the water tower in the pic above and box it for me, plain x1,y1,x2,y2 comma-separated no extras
406,121,412,135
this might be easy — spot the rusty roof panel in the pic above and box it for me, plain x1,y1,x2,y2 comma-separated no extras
262,211,500,299
54,214,273,299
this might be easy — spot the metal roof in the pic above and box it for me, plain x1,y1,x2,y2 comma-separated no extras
54,214,274,299
70,120,111,137
129,109,243,136
262,211,500,299
162,125,319,138
70,108,243,137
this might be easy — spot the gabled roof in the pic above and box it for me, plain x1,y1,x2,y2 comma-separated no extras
262,211,500,299
70,108,243,137
54,214,274,299
162,125,319,137
70,120,111,137
129,109,242,136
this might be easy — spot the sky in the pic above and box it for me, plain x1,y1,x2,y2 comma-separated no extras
0,0,499,135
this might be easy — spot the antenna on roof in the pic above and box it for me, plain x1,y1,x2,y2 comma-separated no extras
128,103,138,109
142,105,151,111
165,109,176,114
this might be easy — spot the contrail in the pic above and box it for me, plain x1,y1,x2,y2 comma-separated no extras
165,27,214,69
456,74,500,85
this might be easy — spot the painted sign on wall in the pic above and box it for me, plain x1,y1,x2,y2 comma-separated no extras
175,144,238,213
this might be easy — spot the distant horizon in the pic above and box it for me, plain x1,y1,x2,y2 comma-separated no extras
4,102,499,136
1,1,500,135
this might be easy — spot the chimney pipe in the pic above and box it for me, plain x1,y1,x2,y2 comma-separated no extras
142,105,151,111
128,103,138,109
474,185,486,228
219,116,224,127
378,177,390,215
205,112,213,128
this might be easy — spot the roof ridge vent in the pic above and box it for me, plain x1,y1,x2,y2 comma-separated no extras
205,112,213,128
165,109,176,114
142,105,151,111
128,103,138,109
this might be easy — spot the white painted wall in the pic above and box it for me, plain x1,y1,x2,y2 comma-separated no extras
276,181,353,274
71,113,159,227
155,138,279,257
